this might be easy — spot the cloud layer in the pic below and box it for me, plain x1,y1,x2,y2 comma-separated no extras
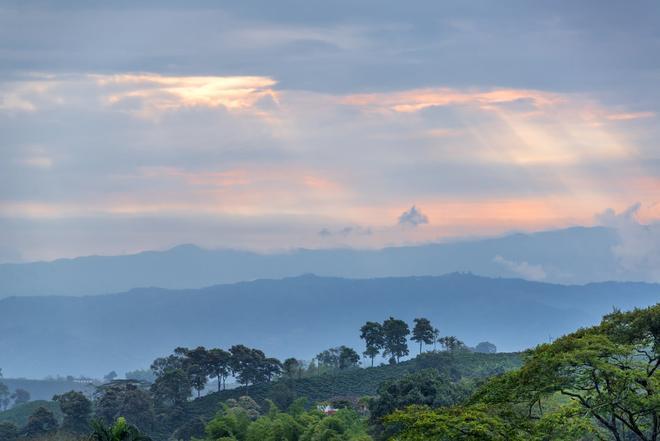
1,2,659,264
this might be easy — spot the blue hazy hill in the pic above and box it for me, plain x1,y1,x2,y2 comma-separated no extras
0,226,626,297
1,273,657,378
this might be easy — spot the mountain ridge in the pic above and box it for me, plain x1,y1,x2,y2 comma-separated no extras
0,226,631,297
1,272,657,378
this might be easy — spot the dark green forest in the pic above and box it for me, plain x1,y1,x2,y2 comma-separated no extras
1,305,658,441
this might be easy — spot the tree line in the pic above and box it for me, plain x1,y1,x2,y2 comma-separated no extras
360,316,496,366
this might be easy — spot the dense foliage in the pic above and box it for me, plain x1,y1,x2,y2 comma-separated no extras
5,306,654,441
385,304,660,441
198,398,372,441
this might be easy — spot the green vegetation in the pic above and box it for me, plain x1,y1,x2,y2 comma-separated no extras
383,304,660,440
189,351,521,422
53,391,92,435
411,318,435,354
2,306,656,441
89,417,152,441
197,398,371,441
360,322,385,367
0,400,63,427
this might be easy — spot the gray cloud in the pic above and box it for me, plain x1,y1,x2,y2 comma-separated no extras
318,226,373,237
398,206,429,227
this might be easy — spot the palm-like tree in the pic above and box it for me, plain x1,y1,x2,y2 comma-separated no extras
89,417,151,441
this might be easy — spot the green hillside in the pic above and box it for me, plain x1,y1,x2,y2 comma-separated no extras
188,351,522,420
0,400,63,427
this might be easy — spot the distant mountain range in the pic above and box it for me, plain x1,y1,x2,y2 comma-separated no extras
0,226,644,297
1,273,657,378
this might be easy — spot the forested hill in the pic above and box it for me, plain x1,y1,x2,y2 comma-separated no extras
1,273,657,378
187,351,522,422
0,226,632,297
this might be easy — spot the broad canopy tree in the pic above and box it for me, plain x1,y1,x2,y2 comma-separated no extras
207,348,232,391
383,317,410,363
384,305,659,441
338,346,360,369
472,304,660,441
360,321,385,367
23,406,59,438
412,317,435,354
53,390,93,434
282,358,302,379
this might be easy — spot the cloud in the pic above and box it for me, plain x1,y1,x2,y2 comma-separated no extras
318,226,372,237
398,206,429,227
342,88,562,114
595,203,660,279
595,202,642,227
605,111,655,121
493,255,547,281
0,73,278,120
2,70,659,261
98,74,278,117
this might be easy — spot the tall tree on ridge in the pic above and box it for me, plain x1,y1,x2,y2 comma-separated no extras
207,348,231,391
338,346,360,369
360,321,385,367
383,317,410,363
184,346,211,397
283,358,300,379
412,318,435,354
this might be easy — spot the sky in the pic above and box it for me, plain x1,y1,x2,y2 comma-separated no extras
1,0,660,262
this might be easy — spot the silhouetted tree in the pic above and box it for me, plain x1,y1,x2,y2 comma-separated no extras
229,345,269,388
150,354,185,377
261,357,282,382
97,381,155,432
282,358,301,379
23,406,58,438
208,348,232,391
150,369,191,413
438,336,466,352
338,346,360,369
360,321,385,366
412,318,435,354
53,390,92,434
316,348,341,369
104,370,118,382
383,317,410,363
180,346,211,397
